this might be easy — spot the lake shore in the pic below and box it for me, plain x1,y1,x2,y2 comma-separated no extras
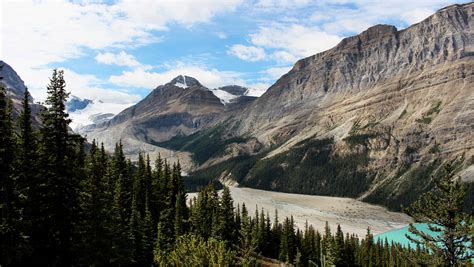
188,186,412,237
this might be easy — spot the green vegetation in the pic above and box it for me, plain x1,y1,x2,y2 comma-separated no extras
364,161,439,211
405,163,473,265
157,124,247,164
416,100,442,124
244,138,372,197
189,136,375,198
1,70,471,265
186,154,259,190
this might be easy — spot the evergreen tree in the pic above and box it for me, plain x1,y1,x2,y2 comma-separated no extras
405,163,473,265
335,224,345,266
128,196,143,264
279,216,296,263
173,162,188,238
35,69,82,265
0,84,24,264
142,195,155,265
133,152,147,215
217,186,235,244
78,141,111,265
110,167,132,265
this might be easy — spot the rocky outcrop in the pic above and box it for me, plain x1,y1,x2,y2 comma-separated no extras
218,85,249,96
81,3,473,209
0,60,44,126
209,2,473,208
66,95,93,112
79,76,256,167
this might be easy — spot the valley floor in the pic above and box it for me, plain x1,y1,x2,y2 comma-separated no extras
189,186,412,237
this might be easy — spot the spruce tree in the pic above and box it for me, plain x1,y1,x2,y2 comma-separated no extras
110,167,132,265
78,140,111,265
405,163,473,265
217,186,235,244
142,195,155,265
0,84,24,264
36,69,83,265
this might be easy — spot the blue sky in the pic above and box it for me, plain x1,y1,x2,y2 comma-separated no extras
1,0,460,106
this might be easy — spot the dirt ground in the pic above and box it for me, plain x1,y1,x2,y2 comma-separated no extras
188,186,412,237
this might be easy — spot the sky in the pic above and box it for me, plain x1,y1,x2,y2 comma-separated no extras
0,0,461,112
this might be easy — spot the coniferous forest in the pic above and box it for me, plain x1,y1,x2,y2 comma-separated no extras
1,70,472,266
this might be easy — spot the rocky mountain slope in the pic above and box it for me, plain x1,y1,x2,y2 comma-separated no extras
81,3,473,210
0,60,43,126
66,95,93,112
80,75,256,164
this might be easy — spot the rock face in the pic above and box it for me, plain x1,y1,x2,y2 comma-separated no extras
210,2,472,209
81,3,473,210
80,75,257,166
66,95,93,112
0,60,44,126
218,85,249,96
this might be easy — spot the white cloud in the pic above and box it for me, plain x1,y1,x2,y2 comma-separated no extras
228,45,266,62
264,66,292,80
109,63,247,90
1,0,243,97
114,0,243,30
311,0,456,35
24,67,140,105
271,51,300,64
255,0,310,10
95,51,141,67
229,24,341,63
250,24,341,60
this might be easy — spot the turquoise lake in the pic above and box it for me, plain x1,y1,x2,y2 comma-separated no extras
376,223,472,259
375,223,435,248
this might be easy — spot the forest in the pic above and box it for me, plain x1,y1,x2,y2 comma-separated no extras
0,70,472,266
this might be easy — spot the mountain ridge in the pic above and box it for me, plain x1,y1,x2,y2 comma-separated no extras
30,2,474,210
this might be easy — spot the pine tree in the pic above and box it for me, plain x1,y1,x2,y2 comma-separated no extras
128,196,144,264
110,168,132,265
78,140,111,265
334,224,345,266
142,195,155,265
173,162,188,238
155,162,176,254
215,186,234,244
0,83,24,264
16,87,37,202
405,163,473,265
150,154,163,227
36,69,83,265
134,152,147,215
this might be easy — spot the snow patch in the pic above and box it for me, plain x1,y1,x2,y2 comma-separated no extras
210,89,240,104
174,75,188,89
69,101,135,130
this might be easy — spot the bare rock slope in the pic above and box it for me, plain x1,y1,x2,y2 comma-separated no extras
83,3,474,210
188,3,474,210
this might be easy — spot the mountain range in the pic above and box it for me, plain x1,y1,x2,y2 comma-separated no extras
2,3,473,211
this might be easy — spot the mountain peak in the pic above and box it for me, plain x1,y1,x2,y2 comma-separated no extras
167,75,201,89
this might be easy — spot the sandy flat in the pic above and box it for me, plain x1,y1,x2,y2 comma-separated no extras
188,186,412,237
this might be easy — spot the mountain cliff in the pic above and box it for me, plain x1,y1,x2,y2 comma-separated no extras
79,75,257,164
0,61,43,126
81,3,474,210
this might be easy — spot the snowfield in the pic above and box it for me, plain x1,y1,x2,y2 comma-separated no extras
188,186,412,237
